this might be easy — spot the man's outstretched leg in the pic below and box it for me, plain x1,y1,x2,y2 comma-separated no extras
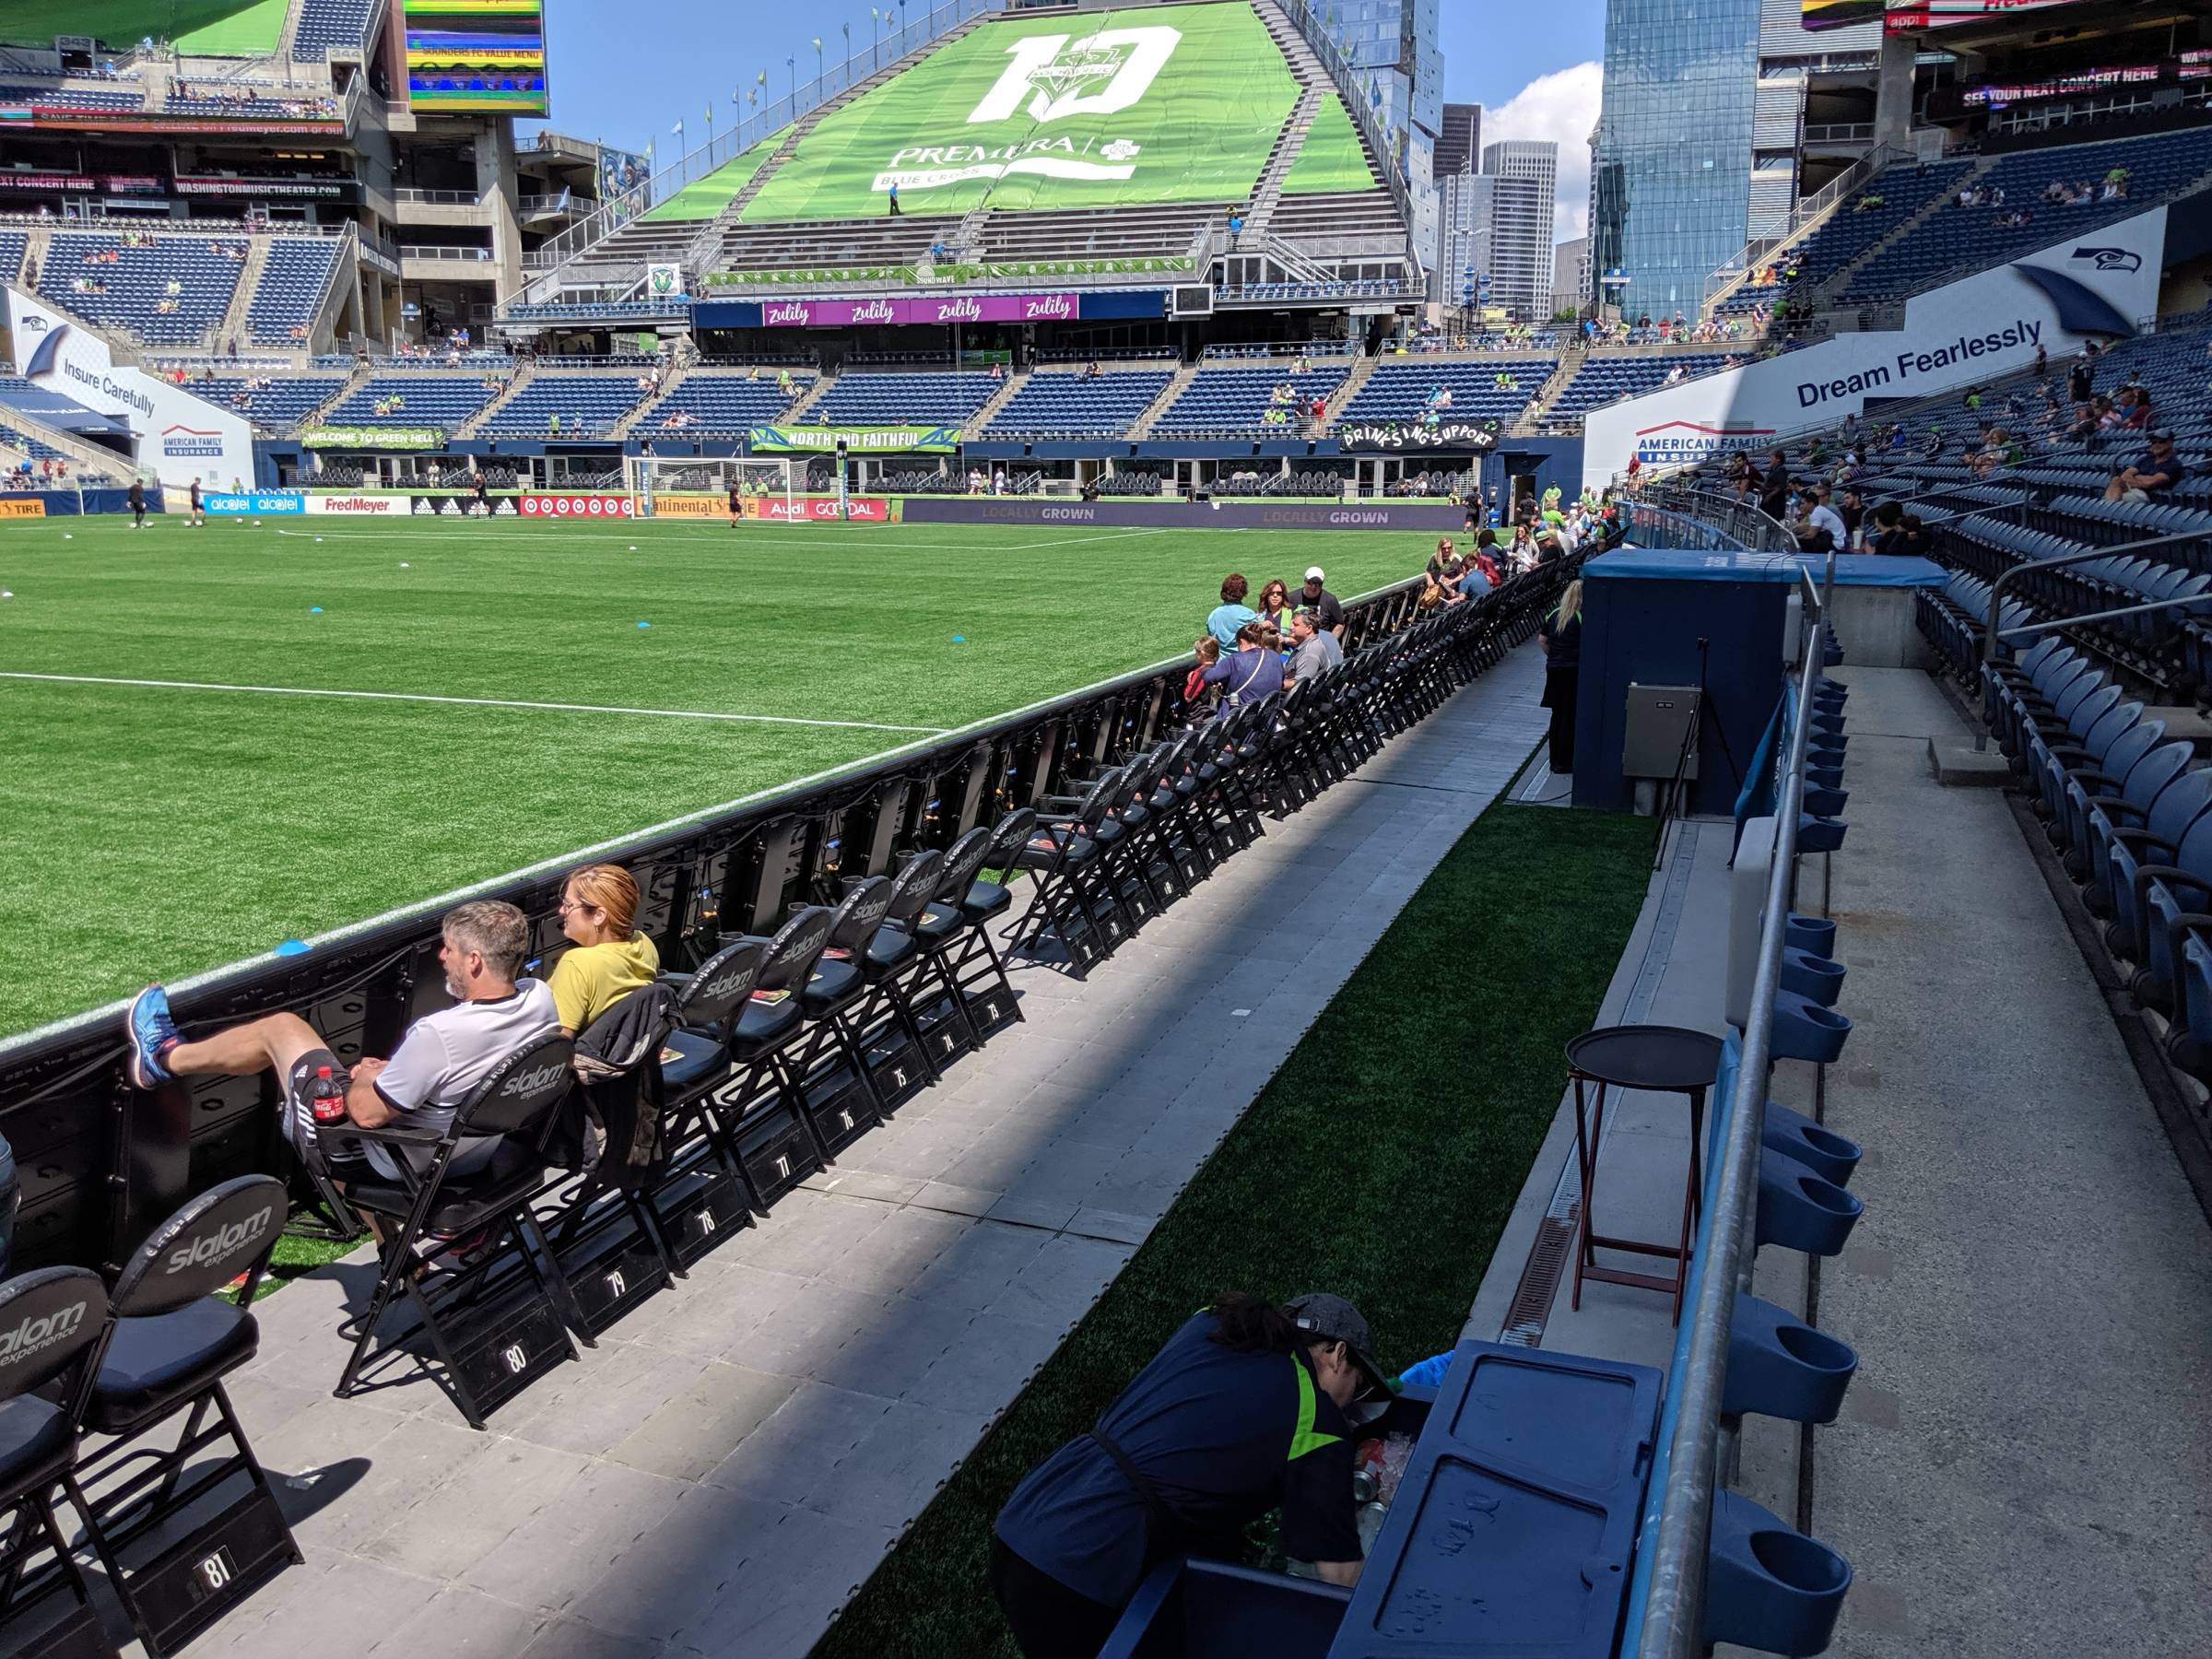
128,985,329,1091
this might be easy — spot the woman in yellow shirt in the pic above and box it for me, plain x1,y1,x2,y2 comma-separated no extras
547,863,660,1036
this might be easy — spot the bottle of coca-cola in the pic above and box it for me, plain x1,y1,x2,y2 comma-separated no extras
309,1065,347,1126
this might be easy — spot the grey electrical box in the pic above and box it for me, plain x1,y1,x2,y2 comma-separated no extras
1622,684,1701,780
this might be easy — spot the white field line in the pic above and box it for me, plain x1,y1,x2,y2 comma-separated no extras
264,523,1192,553
0,672,949,735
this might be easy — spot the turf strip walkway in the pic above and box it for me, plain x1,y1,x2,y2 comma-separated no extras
813,802,1656,1659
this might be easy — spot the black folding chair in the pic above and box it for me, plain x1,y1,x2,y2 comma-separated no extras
787,881,899,1148
907,811,1030,1043
642,937,770,1265
535,985,681,1335
701,907,839,1207
67,1177,301,1656
0,1267,111,1658
849,849,971,1083
334,1032,583,1429
1015,768,1132,976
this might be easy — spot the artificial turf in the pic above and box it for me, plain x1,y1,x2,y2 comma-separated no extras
0,516,1421,1038
812,801,1656,1659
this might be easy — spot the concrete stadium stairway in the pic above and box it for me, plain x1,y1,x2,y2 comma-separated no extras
1127,359,1199,440
1315,350,1376,431
1795,156,1996,315
454,360,535,438
965,365,1029,438
214,238,274,353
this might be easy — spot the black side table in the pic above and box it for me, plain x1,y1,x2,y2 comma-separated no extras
1564,1024,1724,1325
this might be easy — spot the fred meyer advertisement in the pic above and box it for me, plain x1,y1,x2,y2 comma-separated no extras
1582,205,2169,488
5,288,254,494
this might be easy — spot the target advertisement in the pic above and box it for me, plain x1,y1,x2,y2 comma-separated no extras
518,493,636,518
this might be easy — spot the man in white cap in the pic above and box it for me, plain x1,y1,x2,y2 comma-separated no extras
1296,566,1344,639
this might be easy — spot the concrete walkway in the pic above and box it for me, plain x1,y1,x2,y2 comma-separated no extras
177,648,1552,1659
1465,665,2212,1659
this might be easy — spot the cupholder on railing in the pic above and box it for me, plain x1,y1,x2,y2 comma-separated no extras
1813,678,1846,704
1806,763,1844,792
1724,1292,1859,1424
1811,711,1846,735
1797,813,1848,854
1802,784,1849,818
1705,1489,1853,1657
1780,947,1846,1006
1755,1147,1865,1255
1762,1100,1861,1187
1783,913,1835,957
1771,990,1851,1063
1822,637,1845,667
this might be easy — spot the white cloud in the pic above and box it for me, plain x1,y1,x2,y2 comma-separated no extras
1480,60,1603,247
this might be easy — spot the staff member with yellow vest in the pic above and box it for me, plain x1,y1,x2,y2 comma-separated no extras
991,1292,1384,1658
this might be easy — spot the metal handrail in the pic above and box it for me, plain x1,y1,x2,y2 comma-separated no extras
1701,144,1907,312
1630,557,1833,1659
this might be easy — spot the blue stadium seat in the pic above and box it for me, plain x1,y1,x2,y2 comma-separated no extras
479,374,649,439
987,370,1171,436
324,375,500,431
0,84,144,112
39,232,250,346
0,231,25,286
189,375,347,434
639,371,815,435
809,372,995,427
1339,359,1554,428
245,240,342,347
1545,354,1739,427
1152,365,1344,436
292,0,379,61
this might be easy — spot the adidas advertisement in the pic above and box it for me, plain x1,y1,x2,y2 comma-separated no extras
406,496,521,516
1582,205,2169,488
742,1,1295,221
4,286,254,493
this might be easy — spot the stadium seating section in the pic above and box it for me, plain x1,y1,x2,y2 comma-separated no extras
1546,354,1738,427
0,231,23,286
1839,130,2212,304
0,84,143,111
639,371,815,435
0,419,66,462
809,371,996,428
1340,359,1556,427
39,232,248,346
1716,161,1971,318
292,0,380,62
986,370,1173,436
324,375,500,431
245,239,340,347
193,375,347,433
1152,364,1344,435
479,374,648,439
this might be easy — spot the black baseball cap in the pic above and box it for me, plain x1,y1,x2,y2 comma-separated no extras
1286,1292,1387,1394
2150,429,2175,442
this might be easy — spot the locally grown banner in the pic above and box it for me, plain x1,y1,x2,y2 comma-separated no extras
1336,418,1500,453
742,1,1295,221
747,425,959,453
301,426,447,449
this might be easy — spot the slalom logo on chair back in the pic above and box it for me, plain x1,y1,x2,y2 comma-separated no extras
700,963,760,1004
165,1205,276,1275
0,1300,88,1363
499,1060,571,1100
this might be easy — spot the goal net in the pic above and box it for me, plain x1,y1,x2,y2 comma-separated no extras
625,456,797,519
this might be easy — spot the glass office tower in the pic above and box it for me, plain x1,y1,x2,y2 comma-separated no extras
1591,0,1759,321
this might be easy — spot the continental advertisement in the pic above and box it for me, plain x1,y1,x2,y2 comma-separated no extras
0,498,48,519
741,1,1295,221
747,425,959,454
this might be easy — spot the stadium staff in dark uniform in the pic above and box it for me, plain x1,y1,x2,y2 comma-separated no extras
127,475,146,529
1539,578,1584,775
474,468,490,515
992,1292,1385,1659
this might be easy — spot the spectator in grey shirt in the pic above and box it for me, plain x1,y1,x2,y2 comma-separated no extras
1287,610,1344,682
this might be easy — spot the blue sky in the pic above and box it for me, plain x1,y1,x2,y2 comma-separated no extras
525,0,1606,238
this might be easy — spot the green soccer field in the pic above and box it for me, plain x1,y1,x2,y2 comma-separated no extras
0,514,1419,1041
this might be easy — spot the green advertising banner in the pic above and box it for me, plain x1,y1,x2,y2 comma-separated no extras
640,124,791,223
748,425,959,453
1281,93,1379,195
741,1,1295,223
302,426,447,449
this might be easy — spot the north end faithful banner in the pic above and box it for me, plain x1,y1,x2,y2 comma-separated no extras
1335,418,1500,453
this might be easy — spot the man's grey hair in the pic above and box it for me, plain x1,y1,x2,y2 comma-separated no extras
443,900,530,982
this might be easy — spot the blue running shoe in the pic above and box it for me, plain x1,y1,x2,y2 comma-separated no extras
125,984,182,1089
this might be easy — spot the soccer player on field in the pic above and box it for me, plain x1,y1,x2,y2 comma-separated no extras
188,477,204,527
728,477,743,529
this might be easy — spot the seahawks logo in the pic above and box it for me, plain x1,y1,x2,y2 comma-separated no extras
2070,247,2142,274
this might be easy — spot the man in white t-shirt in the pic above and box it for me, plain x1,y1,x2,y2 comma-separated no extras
125,900,559,1181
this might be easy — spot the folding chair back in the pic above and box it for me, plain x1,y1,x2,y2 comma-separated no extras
677,936,769,1036
758,904,835,996
933,825,996,903
111,1174,286,1318
71,1177,299,1657
450,1030,579,1139
882,849,944,927
0,1267,108,1655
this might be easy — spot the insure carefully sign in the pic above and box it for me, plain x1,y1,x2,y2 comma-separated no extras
1335,418,1500,453
747,425,959,453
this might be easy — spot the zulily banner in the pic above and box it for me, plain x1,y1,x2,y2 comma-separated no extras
756,293,1083,327
1581,205,2170,488
747,426,959,453
3,287,254,494
741,2,1296,220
